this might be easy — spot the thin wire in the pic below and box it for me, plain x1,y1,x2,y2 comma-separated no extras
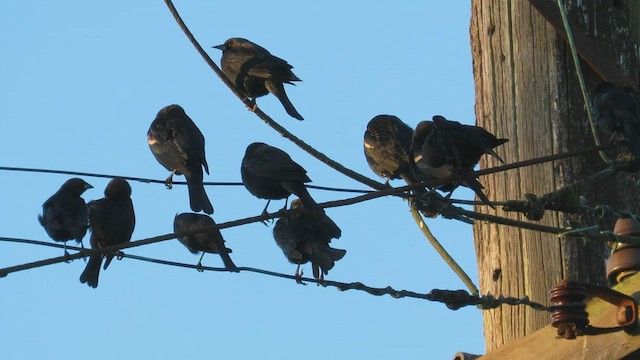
0,166,373,194
556,225,599,238
163,0,387,191
410,205,479,295
449,198,511,207
0,186,426,277
0,237,464,301
556,0,612,164
1,143,615,195
0,237,552,310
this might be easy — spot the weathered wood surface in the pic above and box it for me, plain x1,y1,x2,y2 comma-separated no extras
477,273,640,360
470,0,639,352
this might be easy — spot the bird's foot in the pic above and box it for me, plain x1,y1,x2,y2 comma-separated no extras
79,242,88,263
116,251,125,261
164,172,175,190
295,267,307,286
244,98,258,112
63,249,72,263
260,209,274,226
196,261,205,273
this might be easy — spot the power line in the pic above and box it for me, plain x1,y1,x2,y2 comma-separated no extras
0,166,373,194
0,236,552,310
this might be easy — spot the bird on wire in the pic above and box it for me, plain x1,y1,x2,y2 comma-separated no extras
593,81,640,170
148,104,214,214
79,177,135,289
38,178,93,257
363,114,417,186
213,37,304,121
174,212,238,272
241,142,323,219
411,115,508,207
364,114,461,218
273,199,345,281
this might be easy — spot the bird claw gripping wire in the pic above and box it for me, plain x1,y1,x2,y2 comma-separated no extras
244,98,258,112
63,249,73,263
549,280,638,339
294,267,307,286
412,190,474,224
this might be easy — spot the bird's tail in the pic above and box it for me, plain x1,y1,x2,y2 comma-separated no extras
282,181,317,212
218,248,239,272
79,255,102,288
459,172,494,208
484,138,509,163
320,212,342,239
103,254,116,270
265,80,304,120
186,171,214,214
311,247,347,278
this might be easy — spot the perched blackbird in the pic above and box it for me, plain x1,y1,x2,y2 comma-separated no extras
38,178,93,255
213,38,304,121
273,199,345,281
411,115,508,206
79,178,135,288
593,82,640,167
173,213,238,272
241,142,321,217
363,115,416,185
148,104,214,214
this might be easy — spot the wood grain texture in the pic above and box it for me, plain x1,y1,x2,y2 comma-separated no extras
478,273,640,360
470,0,639,352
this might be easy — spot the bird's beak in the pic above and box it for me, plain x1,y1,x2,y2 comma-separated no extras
212,44,225,51
86,184,94,190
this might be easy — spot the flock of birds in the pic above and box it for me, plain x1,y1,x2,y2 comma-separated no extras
36,37,640,288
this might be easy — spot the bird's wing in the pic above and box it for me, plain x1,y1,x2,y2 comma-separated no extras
245,147,310,182
246,56,300,83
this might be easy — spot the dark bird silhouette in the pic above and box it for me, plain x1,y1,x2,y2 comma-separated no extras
363,115,416,185
364,114,443,217
273,199,345,281
148,104,214,214
213,38,304,121
174,213,238,272
241,142,326,219
593,81,640,168
79,178,135,288
411,115,508,206
38,178,93,256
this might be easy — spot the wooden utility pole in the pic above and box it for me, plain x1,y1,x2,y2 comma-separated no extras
470,0,640,352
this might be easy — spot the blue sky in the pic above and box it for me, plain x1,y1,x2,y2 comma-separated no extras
1,1,485,359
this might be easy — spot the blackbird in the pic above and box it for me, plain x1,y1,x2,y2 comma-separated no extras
79,178,135,288
411,115,508,206
241,142,320,216
38,178,93,255
364,114,443,217
363,115,416,185
213,38,304,121
593,81,640,167
273,199,345,281
148,104,214,214
174,213,238,272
